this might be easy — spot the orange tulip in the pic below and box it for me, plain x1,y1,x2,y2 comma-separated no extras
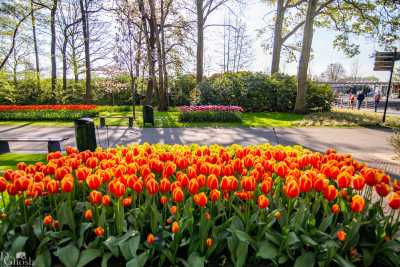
299,175,312,193
146,179,159,195
350,195,365,213
172,187,184,203
331,204,340,214
337,230,346,241
89,190,103,205
102,195,111,206
388,193,400,209
171,221,180,233
352,175,365,190
274,161,287,177
257,195,269,209
188,178,199,195
86,174,101,190
363,168,377,186
43,215,53,225
160,178,171,193
0,177,7,192
241,176,256,191
260,177,273,194
220,176,230,191
323,185,338,202
133,179,144,193
209,189,221,202
194,192,207,207
76,167,91,181
375,182,391,197
207,174,218,190
160,195,168,205
284,180,299,198
206,238,214,248
84,209,93,220
61,177,73,193
95,226,105,237
170,205,177,215
122,197,132,207
109,180,126,198
147,233,155,245
336,172,351,189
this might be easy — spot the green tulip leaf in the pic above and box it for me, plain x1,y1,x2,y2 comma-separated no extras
55,243,79,267
256,241,278,260
77,248,101,267
187,252,205,267
294,252,315,267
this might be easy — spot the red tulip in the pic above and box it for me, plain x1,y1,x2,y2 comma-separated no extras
388,193,400,209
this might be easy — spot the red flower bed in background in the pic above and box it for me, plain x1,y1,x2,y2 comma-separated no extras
179,105,244,112
0,104,97,111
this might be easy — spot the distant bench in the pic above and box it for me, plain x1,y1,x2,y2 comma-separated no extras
0,137,69,154
99,116,134,128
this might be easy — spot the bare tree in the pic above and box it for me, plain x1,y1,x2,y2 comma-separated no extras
322,63,346,81
193,0,229,83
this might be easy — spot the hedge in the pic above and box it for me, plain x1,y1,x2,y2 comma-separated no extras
197,72,335,113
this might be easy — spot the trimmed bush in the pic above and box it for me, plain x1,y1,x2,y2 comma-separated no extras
0,110,98,121
179,111,242,123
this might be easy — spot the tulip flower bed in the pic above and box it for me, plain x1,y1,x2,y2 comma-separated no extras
0,110,98,121
0,144,400,267
0,105,97,111
179,111,243,123
179,105,244,112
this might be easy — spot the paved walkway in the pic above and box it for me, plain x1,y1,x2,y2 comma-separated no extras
0,125,398,178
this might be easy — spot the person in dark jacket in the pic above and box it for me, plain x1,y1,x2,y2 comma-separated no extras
357,92,365,110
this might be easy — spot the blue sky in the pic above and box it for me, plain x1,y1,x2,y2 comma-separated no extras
204,0,394,81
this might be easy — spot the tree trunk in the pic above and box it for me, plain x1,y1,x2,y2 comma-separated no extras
271,0,284,74
50,0,58,98
149,0,166,111
72,46,79,82
80,0,92,102
31,0,41,91
62,31,68,93
137,0,156,106
294,0,318,114
196,0,204,83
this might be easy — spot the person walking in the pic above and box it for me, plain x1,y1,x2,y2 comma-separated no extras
357,91,365,110
349,93,355,109
374,92,381,112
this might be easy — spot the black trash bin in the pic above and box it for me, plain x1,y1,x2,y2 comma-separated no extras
143,105,154,126
74,117,97,151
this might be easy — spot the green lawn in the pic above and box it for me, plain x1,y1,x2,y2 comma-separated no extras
0,106,399,129
0,153,47,171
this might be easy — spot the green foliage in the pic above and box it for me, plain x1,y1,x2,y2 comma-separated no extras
197,72,333,113
0,71,15,103
0,110,97,121
170,74,197,106
179,111,242,123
